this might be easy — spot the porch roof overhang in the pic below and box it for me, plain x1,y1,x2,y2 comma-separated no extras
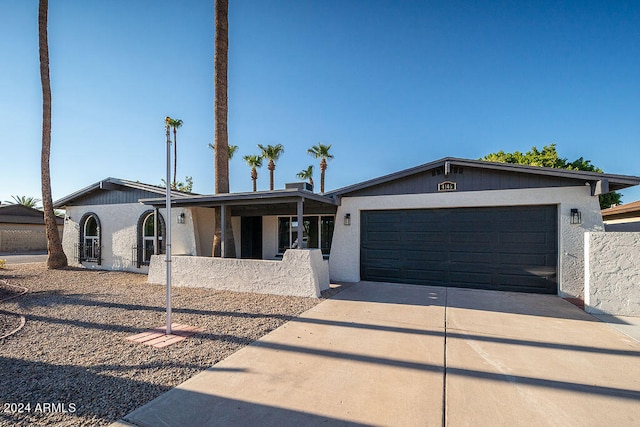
139,188,339,216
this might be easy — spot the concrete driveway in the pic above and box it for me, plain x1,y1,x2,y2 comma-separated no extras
115,282,640,426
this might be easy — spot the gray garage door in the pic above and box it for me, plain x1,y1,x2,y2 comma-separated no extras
360,205,558,294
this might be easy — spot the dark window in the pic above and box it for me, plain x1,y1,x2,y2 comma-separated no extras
136,210,165,267
78,213,101,264
278,216,334,256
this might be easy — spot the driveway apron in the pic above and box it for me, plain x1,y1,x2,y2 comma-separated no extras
117,282,446,426
115,283,640,427
444,287,640,426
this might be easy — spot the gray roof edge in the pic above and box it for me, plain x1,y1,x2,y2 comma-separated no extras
327,157,640,196
139,188,338,207
53,177,195,208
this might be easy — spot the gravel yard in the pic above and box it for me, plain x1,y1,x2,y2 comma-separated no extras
0,264,332,426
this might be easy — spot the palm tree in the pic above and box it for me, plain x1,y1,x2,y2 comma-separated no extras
4,195,42,208
167,118,183,188
212,0,235,257
296,165,314,190
243,155,263,192
257,144,285,191
38,0,67,269
209,143,238,160
307,143,334,193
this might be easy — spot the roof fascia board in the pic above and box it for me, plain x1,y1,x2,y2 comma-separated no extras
140,190,337,208
329,157,640,196
54,177,193,208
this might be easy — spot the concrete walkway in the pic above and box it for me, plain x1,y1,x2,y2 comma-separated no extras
114,282,640,426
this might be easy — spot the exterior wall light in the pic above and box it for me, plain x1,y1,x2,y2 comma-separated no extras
570,209,582,225
344,213,351,226
178,213,186,224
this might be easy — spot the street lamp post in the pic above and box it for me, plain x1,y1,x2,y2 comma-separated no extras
164,117,172,335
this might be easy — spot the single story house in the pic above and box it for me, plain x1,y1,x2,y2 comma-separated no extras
601,200,640,232
54,157,640,299
0,204,64,253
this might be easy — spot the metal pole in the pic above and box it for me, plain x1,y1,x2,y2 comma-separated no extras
220,203,226,258
165,117,172,335
297,198,304,249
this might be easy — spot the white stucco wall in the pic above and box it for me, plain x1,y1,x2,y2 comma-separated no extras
148,248,329,298
263,216,279,259
329,186,602,297
62,203,197,273
584,232,640,316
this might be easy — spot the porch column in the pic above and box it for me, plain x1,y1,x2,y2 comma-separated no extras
153,207,159,255
221,203,226,258
297,198,304,248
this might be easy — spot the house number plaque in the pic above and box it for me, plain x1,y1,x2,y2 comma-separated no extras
438,181,457,192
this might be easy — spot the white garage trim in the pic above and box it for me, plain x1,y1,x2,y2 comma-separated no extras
329,185,603,298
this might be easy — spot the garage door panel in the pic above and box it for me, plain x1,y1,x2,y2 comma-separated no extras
449,231,494,244
405,232,446,243
500,232,551,244
450,251,493,263
361,206,558,294
499,253,550,266
364,267,403,281
405,250,446,262
362,249,401,262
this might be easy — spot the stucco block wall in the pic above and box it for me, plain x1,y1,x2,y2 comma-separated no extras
0,224,63,252
148,249,328,298
62,204,197,272
329,186,602,297
585,232,640,316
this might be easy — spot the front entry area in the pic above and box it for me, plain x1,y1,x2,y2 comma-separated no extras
241,216,263,259
360,205,558,294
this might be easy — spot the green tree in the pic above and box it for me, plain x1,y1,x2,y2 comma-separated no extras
167,118,183,188
212,0,235,257
160,176,193,193
4,195,42,209
307,143,334,193
481,144,622,209
243,154,263,192
38,0,67,269
296,165,314,190
258,144,285,191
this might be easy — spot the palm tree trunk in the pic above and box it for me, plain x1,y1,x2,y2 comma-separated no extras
268,160,275,191
212,0,236,257
320,158,327,193
39,0,67,269
251,168,257,192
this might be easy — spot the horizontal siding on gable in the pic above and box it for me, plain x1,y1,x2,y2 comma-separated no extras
342,167,585,197
65,188,164,206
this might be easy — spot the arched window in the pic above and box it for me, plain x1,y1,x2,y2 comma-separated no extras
136,210,165,267
79,213,101,264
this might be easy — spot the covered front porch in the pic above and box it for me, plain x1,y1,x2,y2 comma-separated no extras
140,186,339,297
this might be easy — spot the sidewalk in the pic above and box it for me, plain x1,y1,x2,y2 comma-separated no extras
114,283,640,426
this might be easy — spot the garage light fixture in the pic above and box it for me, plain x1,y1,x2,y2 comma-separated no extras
570,209,582,225
178,213,186,224
344,213,351,226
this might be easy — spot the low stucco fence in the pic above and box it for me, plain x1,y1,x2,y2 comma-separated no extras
147,249,330,298
584,232,640,317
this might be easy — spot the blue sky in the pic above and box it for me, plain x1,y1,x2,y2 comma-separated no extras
1,0,639,206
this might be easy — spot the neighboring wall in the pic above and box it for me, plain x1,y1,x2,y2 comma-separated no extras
584,232,640,316
329,186,603,298
0,224,64,252
148,249,329,298
62,203,196,272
